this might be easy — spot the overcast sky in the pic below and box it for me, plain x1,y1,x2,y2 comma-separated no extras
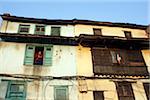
0,0,149,25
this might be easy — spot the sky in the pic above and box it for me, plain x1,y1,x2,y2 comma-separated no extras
0,0,149,25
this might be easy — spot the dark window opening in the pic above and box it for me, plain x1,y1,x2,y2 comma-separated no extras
127,50,145,66
51,27,60,36
19,25,30,33
143,83,150,100
35,25,45,35
124,31,132,39
93,28,102,35
34,47,44,65
110,50,127,65
116,82,135,100
93,91,104,100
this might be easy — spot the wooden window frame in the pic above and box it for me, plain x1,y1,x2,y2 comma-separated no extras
116,82,135,100
35,25,45,35
24,44,53,66
93,28,102,35
54,86,68,100
93,91,104,100
51,27,61,36
18,24,30,34
143,83,150,100
6,81,27,100
124,31,132,39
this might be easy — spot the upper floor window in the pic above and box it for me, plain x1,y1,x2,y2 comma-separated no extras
93,28,102,35
124,31,132,39
116,82,135,100
51,27,60,36
18,24,30,33
35,25,45,35
24,45,53,66
6,81,26,100
92,48,145,66
54,86,68,100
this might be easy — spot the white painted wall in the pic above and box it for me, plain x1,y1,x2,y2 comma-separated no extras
0,42,77,76
26,80,78,100
0,20,75,37
0,42,78,99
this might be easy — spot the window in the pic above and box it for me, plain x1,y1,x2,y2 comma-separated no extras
116,82,135,100
24,45,53,66
143,83,150,100
127,50,145,66
124,31,132,39
54,86,68,100
35,25,45,35
93,91,104,100
93,28,102,35
92,48,147,75
51,27,60,36
110,50,126,65
6,81,26,100
18,25,30,33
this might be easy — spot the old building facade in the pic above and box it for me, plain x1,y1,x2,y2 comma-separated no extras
0,13,149,100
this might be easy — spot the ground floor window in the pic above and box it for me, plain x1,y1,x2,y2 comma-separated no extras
93,91,104,100
116,82,135,100
6,81,26,100
54,86,68,100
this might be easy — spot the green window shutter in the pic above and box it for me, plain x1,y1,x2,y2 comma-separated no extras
43,46,53,66
54,86,68,100
51,27,60,36
6,81,26,100
24,45,35,65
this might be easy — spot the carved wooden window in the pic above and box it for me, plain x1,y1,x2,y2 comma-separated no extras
127,50,145,66
93,91,104,100
93,28,102,35
116,82,135,100
92,48,112,66
143,83,150,100
92,48,144,66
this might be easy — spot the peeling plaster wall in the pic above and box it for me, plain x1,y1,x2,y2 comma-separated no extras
0,42,78,100
75,25,147,38
76,45,149,100
0,42,77,76
26,80,78,100
78,79,118,100
0,20,75,37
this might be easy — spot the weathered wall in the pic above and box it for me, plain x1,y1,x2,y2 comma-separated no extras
78,79,118,100
75,25,147,38
0,42,77,76
0,20,75,37
0,79,78,100
76,45,93,76
76,45,149,100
